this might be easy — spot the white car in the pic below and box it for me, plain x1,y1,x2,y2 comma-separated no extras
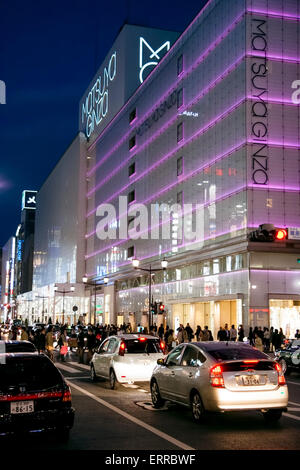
90,334,166,388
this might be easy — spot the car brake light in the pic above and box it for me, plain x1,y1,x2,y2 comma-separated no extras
274,362,286,385
119,341,126,356
160,341,165,351
243,360,259,364
210,364,225,388
62,388,72,402
139,337,146,341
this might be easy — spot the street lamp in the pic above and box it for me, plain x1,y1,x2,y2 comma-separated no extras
82,277,108,325
54,285,75,325
132,258,168,331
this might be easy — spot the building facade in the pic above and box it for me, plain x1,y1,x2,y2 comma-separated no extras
84,0,300,337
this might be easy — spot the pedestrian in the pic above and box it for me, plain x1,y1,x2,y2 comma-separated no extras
20,326,28,341
77,325,85,364
229,324,237,342
195,325,201,341
238,325,245,342
177,324,188,343
57,329,68,361
45,325,54,361
86,327,96,364
224,323,230,341
185,323,194,342
272,329,281,351
167,329,176,351
254,333,264,352
263,327,270,351
269,326,274,351
279,328,285,346
248,327,254,346
217,326,227,341
38,327,46,354
295,329,300,339
158,324,164,340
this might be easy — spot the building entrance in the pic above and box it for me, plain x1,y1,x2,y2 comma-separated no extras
269,299,300,339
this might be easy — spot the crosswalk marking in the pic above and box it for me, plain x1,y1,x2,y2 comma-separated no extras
56,363,80,373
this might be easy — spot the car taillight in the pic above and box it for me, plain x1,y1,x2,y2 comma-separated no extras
274,362,286,385
139,337,146,341
62,387,72,402
119,341,126,356
210,364,225,388
160,341,165,352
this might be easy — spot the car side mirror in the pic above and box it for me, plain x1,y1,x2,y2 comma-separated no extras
157,358,165,366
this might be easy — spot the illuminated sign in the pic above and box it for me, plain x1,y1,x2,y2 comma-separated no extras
0,80,6,104
81,52,117,138
288,227,300,240
17,240,23,261
22,190,37,210
139,37,170,83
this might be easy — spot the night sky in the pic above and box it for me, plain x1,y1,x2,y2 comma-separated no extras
0,0,206,247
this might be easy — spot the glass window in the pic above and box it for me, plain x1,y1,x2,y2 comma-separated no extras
207,346,269,361
181,346,205,367
127,246,134,258
226,256,232,272
123,338,164,354
129,135,136,150
235,254,243,270
177,88,183,109
129,108,136,123
177,54,183,76
107,338,118,354
128,190,135,204
99,339,110,353
177,122,183,142
177,156,183,176
213,259,220,274
128,162,135,177
166,345,184,366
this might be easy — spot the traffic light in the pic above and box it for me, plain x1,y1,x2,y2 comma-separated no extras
159,302,165,313
151,302,158,315
249,224,288,242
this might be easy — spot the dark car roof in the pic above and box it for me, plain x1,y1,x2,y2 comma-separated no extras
0,341,37,353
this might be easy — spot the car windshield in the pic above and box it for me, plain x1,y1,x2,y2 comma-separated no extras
2,342,37,353
124,338,163,354
207,346,269,361
0,356,63,392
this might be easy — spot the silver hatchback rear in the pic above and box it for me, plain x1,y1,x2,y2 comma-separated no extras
151,342,288,423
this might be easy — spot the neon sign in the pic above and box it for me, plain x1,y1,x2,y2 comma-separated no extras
139,37,170,84
81,52,117,138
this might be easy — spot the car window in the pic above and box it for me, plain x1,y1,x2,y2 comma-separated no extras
123,338,163,354
0,356,63,392
207,346,268,361
107,338,118,354
181,346,206,367
166,345,184,366
99,339,110,353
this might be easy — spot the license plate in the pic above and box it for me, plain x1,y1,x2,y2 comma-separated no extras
10,401,34,414
241,375,261,386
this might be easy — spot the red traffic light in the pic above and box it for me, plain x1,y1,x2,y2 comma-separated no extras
275,229,287,240
159,304,165,311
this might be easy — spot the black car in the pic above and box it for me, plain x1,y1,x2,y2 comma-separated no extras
275,339,300,375
0,353,75,439
0,341,37,353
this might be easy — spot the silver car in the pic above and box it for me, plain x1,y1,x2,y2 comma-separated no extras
151,341,288,423
90,334,165,389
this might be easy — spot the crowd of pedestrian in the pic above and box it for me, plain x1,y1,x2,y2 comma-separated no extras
1,320,299,361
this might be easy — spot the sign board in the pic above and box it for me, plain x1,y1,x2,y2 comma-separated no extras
22,190,37,210
288,227,300,240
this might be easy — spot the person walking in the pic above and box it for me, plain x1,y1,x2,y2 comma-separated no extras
248,327,254,346
195,325,201,341
45,325,54,361
158,324,164,340
177,324,188,343
229,324,237,342
57,329,68,362
185,323,194,342
254,333,264,352
238,325,245,342
86,327,96,364
20,326,28,341
263,327,270,351
167,329,176,352
77,325,85,364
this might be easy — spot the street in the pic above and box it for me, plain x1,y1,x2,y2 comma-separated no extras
2,350,300,450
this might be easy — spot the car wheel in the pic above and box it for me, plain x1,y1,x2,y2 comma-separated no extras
278,358,290,375
151,380,165,408
109,369,118,390
90,364,97,382
262,409,283,423
191,391,206,423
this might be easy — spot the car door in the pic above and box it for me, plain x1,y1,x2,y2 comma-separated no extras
93,339,110,376
173,345,207,404
158,345,185,399
103,338,119,377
